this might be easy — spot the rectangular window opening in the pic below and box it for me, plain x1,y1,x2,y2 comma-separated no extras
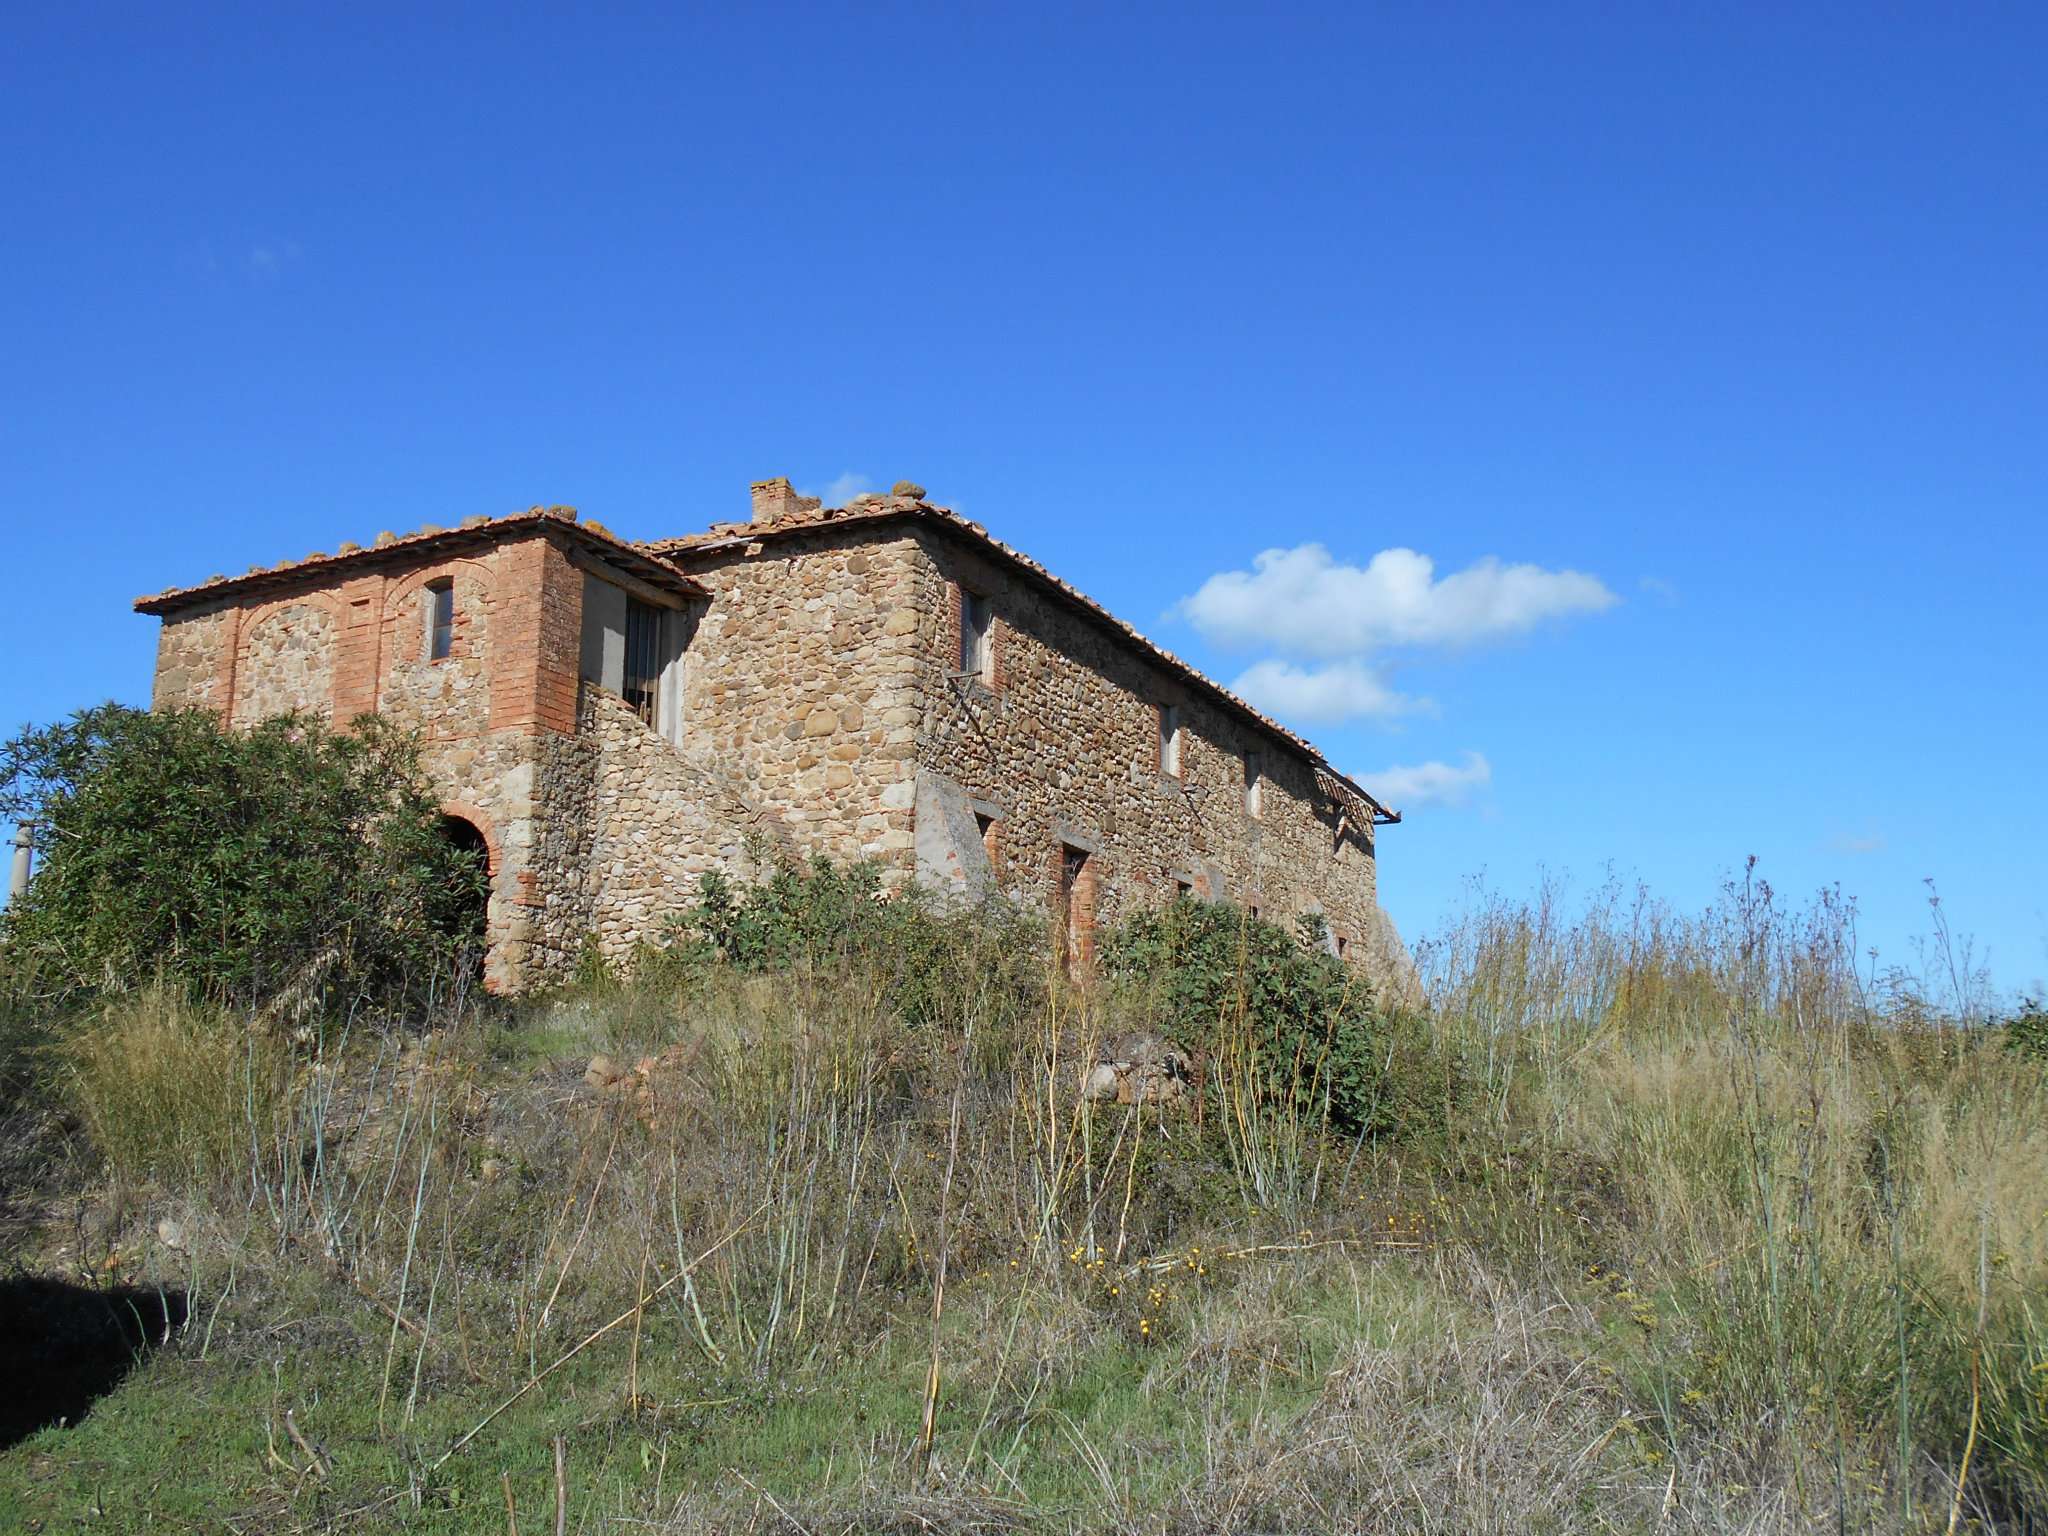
975,811,1000,869
623,598,662,727
427,580,455,661
1158,704,1182,777
959,588,993,680
1244,749,1263,818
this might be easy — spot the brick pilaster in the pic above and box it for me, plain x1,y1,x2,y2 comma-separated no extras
489,532,582,735
213,605,243,721
332,574,386,723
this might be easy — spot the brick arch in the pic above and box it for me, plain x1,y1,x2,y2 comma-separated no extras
380,556,499,685
435,799,503,880
240,588,350,632
382,555,498,613
232,592,349,722
435,800,506,993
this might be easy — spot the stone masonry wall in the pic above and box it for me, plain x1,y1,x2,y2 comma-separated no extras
152,605,233,713
231,603,339,724
902,526,1390,979
568,686,788,962
377,559,495,739
670,527,927,871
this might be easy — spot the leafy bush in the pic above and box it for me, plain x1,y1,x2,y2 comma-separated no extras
2003,998,2048,1065
663,857,1045,1031
1100,897,1418,1137
686,858,904,973
1,704,484,1012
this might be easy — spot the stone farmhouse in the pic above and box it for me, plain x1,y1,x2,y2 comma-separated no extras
137,480,1414,996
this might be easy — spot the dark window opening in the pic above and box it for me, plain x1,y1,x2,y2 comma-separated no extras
960,588,992,679
975,811,999,868
435,814,491,978
1335,934,1350,962
1173,878,1193,900
427,580,455,661
623,598,662,726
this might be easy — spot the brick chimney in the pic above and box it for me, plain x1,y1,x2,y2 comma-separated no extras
750,477,819,525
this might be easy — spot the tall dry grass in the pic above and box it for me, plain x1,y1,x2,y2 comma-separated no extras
1421,866,2048,1525
55,983,291,1189
33,870,2048,1531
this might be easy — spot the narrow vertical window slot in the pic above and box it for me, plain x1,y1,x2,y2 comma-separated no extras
959,588,992,680
1158,704,1182,777
427,580,455,661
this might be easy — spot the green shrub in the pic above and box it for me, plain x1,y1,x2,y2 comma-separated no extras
2003,998,2048,1065
1100,897,1419,1137
1,704,484,1012
663,857,1045,1032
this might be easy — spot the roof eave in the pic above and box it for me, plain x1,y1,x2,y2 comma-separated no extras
134,512,707,615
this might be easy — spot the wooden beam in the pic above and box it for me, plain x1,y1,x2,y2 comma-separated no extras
564,546,687,610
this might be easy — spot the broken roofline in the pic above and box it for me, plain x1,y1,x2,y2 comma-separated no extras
131,507,708,616
649,500,1401,828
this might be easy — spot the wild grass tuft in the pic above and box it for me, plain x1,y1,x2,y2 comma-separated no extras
55,982,290,1189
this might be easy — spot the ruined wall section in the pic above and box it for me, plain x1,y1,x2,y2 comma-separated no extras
905,527,1387,976
671,528,926,871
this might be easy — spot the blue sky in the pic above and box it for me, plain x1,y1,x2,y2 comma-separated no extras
4,5,2044,998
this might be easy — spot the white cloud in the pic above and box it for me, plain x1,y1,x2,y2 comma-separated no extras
1359,752,1492,812
812,472,874,508
1230,659,1430,724
1177,544,1618,659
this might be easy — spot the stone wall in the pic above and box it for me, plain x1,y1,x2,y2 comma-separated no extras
151,604,232,712
900,525,1391,979
377,558,496,739
566,686,784,963
670,527,926,870
230,602,338,724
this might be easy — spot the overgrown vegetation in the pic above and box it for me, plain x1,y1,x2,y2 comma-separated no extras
55,983,291,1189
1101,896,1457,1144
3,848,2044,1532
0,704,485,1012
2005,998,2048,1065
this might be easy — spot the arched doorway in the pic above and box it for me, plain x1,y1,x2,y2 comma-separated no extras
435,812,493,983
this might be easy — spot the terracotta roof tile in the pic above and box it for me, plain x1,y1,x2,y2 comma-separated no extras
133,507,708,614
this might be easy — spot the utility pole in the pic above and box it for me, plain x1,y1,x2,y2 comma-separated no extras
8,824,32,901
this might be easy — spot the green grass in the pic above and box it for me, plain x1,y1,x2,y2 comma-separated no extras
0,1256,1469,1532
